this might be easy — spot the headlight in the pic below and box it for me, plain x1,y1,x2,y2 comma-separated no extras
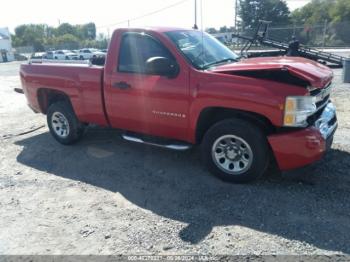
283,96,317,127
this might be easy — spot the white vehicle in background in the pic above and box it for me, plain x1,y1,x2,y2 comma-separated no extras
78,48,106,60
53,50,79,60
43,51,55,59
30,52,46,59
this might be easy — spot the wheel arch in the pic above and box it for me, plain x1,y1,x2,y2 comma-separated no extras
195,107,276,144
37,88,72,114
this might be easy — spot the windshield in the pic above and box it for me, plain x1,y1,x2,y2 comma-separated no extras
166,30,239,70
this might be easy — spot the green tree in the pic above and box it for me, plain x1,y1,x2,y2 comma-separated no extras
56,23,77,37
291,0,334,25
291,0,350,25
12,22,103,51
292,0,350,46
238,0,290,29
329,0,350,44
81,23,96,40
55,34,80,48
219,26,228,33
205,28,218,34
13,24,46,51
95,33,108,49
329,0,350,22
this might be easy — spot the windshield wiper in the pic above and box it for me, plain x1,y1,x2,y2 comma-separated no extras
202,58,238,70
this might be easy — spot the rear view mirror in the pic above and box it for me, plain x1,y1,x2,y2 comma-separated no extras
145,57,179,78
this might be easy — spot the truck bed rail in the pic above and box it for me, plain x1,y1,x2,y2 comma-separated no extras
29,59,91,65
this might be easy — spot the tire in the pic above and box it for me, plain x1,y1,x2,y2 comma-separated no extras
201,118,270,183
47,101,85,145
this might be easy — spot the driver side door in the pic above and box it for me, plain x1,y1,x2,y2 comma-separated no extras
104,32,190,141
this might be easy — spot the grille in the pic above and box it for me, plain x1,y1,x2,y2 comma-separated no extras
307,82,333,126
313,82,332,110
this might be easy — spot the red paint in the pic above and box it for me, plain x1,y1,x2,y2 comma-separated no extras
268,127,326,170
20,27,335,171
212,56,333,88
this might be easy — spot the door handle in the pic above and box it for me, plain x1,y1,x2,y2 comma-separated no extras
112,81,131,90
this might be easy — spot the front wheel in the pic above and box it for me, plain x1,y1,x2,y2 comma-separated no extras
201,118,270,183
47,101,85,145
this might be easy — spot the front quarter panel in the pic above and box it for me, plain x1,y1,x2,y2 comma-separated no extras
188,70,307,142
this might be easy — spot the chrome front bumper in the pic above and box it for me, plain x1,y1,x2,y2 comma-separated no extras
314,102,338,140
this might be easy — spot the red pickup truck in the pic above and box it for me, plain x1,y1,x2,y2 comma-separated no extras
20,27,337,183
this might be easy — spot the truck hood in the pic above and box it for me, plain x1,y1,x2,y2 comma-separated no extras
211,57,333,88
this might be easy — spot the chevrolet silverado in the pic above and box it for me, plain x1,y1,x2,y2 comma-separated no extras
19,27,338,183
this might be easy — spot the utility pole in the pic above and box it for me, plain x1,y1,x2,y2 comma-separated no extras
193,0,198,29
234,0,238,29
322,19,328,50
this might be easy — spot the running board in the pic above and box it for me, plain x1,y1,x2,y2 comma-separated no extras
121,134,192,151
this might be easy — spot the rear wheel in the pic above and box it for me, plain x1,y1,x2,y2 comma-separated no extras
47,101,85,145
201,118,270,183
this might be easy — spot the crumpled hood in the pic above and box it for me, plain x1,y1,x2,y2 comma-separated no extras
211,57,333,88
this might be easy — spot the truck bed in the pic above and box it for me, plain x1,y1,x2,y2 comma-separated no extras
20,62,108,126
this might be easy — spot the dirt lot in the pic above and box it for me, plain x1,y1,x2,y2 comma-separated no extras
0,61,350,256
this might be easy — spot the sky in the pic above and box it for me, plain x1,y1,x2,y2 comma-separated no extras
1,0,311,34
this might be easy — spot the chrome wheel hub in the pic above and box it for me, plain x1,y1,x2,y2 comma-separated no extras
51,112,70,138
212,135,253,175
226,148,238,159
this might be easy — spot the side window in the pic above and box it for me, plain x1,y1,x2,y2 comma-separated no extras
118,33,175,74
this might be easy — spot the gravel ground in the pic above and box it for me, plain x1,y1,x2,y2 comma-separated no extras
0,61,350,256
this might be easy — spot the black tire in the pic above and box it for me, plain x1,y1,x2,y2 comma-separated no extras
201,118,270,183
47,101,85,145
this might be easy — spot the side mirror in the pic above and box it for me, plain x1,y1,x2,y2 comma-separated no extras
145,57,179,78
